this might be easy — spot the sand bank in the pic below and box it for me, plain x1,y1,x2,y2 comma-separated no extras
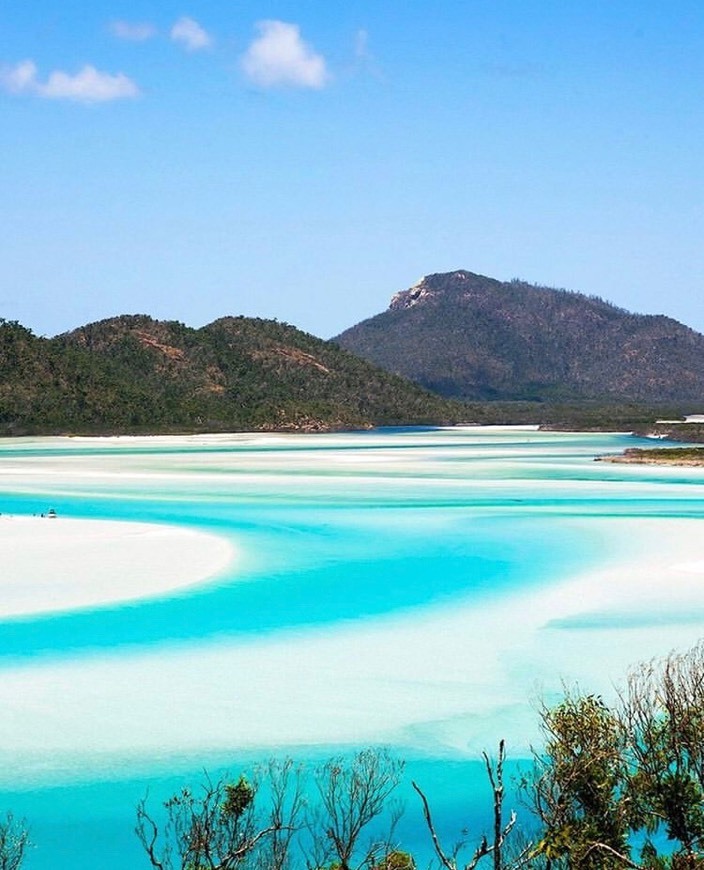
0,516,702,782
0,515,234,618
599,446,704,467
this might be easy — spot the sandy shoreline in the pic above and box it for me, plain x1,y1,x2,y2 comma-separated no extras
598,445,704,467
0,515,235,618
601,455,704,467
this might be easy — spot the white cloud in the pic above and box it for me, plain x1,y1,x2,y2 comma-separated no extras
1,60,140,103
109,20,157,42
170,16,212,52
40,66,139,102
1,59,37,94
241,20,329,89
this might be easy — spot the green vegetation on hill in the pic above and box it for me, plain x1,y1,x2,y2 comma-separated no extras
0,315,464,435
454,401,703,430
334,270,704,404
1,308,699,437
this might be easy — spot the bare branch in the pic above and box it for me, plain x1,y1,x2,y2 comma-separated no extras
465,834,491,870
135,795,165,870
581,841,644,869
411,781,455,870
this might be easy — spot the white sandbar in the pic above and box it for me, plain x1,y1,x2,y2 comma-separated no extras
0,515,234,617
1,515,703,784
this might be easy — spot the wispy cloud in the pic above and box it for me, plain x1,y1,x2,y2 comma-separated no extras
241,20,329,89
1,60,140,103
170,16,212,52
109,20,157,42
350,27,383,80
1,59,37,94
355,29,369,61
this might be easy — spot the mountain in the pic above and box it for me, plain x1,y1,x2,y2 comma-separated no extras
334,271,704,402
0,315,464,435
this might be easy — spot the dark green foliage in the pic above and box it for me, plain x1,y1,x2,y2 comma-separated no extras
458,401,702,430
371,851,416,870
625,644,704,866
221,779,254,821
2,310,699,435
0,315,464,435
334,271,704,404
525,643,704,868
530,695,631,868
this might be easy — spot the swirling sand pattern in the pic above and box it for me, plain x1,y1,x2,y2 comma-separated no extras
0,427,703,868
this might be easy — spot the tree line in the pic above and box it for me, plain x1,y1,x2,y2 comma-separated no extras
0,315,465,435
5,641,704,868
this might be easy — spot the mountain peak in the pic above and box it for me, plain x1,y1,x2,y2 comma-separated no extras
335,269,704,403
389,270,504,310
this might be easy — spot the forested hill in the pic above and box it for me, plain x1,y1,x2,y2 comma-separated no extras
334,270,704,402
0,315,464,435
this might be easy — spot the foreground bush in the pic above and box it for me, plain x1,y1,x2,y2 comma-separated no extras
9,642,704,868
129,640,704,869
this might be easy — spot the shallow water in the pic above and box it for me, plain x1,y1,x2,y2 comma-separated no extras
1,427,703,868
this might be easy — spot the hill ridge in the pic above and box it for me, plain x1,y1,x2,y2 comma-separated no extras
334,270,704,402
0,313,463,435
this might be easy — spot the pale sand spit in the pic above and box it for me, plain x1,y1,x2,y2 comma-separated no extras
0,515,235,618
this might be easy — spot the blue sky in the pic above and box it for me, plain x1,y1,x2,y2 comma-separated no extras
2,2,703,338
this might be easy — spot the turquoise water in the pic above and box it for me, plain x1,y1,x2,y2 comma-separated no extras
0,508,587,661
1,427,703,867
0,756,523,870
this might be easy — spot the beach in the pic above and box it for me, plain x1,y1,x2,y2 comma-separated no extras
0,515,234,618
